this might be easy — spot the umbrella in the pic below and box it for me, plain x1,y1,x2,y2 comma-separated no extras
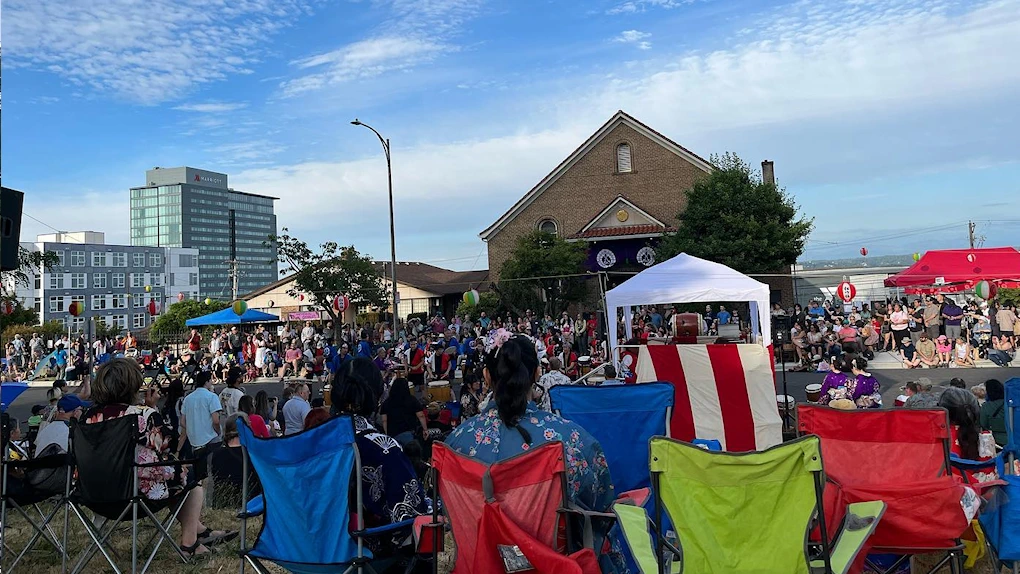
1,382,31,412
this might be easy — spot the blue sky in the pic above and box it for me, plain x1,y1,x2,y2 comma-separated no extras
2,0,1019,270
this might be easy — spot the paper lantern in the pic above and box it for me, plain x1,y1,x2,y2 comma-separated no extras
268,300,275,308
147,299,158,317
912,252,920,262
204,297,212,305
299,294,305,301
177,292,185,302
232,300,248,316
462,289,480,306
333,295,350,313
836,281,857,303
1,301,14,315
68,301,83,317
967,253,976,263
974,280,997,300
144,285,152,293
859,247,868,257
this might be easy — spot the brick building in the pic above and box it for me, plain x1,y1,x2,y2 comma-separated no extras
480,110,794,308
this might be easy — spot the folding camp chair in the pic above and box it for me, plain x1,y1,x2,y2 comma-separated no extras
66,415,200,574
798,405,969,574
432,440,604,574
0,451,71,572
237,415,430,574
549,382,674,493
614,435,884,574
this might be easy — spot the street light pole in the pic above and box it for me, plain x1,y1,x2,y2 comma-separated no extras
351,119,398,326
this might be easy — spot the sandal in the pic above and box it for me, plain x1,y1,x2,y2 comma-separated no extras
180,541,211,558
198,528,238,546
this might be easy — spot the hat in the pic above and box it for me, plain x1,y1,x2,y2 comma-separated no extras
57,394,90,412
915,377,934,390
937,335,947,342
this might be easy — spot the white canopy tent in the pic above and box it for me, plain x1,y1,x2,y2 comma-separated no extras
605,253,773,361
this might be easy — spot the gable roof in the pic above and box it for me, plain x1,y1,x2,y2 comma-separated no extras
479,110,714,241
576,195,668,234
242,262,489,300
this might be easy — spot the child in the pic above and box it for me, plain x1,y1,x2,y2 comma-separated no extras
936,335,953,366
900,338,921,369
953,336,975,368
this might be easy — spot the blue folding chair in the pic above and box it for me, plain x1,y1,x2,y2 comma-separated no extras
549,382,674,493
237,415,419,574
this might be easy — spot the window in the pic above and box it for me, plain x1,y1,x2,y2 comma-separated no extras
131,273,144,288
70,316,86,331
149,253,162,267
70,295,85,310
34,275,41,290
49,296,65,313
112,272,125,288
538,219,558,235
49,274,65,289
92,252,108,267
133,314,146,329
70,251,86,267
132,293,144,308
133,253,145,267
111,252,127,267
70,273,87,289
92,295,107,311
111,315,128,330
94,273,108,289
189,273,199,286
178,254,198,267
153,274,163,287
53,251,65,267
110,294,126,309
616,143,632,173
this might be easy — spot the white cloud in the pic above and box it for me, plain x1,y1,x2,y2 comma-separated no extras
173,102,249,113
2,0,318,104
280,0,482,96
613,30,652,49
608,0,692,15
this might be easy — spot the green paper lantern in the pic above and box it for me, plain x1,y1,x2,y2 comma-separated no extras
462,289,480,306
974,280,997,300
232,300,248,316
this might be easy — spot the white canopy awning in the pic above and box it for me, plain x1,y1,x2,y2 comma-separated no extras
606,253,772,358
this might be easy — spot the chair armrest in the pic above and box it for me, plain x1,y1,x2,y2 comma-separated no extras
560,505,618,549
612,503,681,574
814,500,886,574
135,457,200,469
237,494,265,519
950,453,998,471
353,518,415,538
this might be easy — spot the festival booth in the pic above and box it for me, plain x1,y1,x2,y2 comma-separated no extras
185,307,282,327
605,253,782,451
883,247,1020,294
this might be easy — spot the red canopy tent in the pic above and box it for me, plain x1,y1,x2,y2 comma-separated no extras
884,247,1020,294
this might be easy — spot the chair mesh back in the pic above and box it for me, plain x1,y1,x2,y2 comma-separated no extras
550,382,673,492
649,435,822,574
238,415,359,571
433,441,566,574
70,416,138,505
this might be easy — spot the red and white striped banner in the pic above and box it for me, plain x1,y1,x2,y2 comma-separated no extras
635,344,782,452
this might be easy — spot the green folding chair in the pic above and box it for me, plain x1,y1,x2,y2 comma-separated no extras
613,435,886,574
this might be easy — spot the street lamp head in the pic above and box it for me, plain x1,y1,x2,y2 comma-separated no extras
351,118,362,126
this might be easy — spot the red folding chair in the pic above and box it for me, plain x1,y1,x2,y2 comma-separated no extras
431,441,599,574
797,406,969,574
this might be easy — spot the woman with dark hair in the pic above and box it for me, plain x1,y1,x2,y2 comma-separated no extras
939,387,996,482
445,331,618,569
237,395,270,438
980,379,1007,445
330,358,426,555
818,358,849,406
84,359,235,556
380,378,427,445
459,373,483,419
160,378,186,451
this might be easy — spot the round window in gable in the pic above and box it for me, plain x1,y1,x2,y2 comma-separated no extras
538,219,558,235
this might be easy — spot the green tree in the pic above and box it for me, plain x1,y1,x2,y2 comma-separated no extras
265,229,387,322
498,231,589,316
997,288,1020,308
150,299,230,342
456,291,502,320
0,303,40,333
0,247,60,298
656,152,813,274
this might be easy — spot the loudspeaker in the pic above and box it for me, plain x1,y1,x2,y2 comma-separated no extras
0,187,25,272
772,315,792,344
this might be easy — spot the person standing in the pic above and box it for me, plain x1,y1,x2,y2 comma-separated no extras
908,299,925,344
187,328,203,358
282,383,311,436
996,304,1017,343
942,298,965,342
179,371,223,480
922,296,941,340
407,337,427,394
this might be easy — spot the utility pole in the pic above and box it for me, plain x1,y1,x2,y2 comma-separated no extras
968,221,976,249
226,259,239,301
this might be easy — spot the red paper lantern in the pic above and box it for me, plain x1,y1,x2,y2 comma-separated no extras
836,281,857,302
147,299,158,317
177,292,185,302
1,301,14,315
333,295,350,313
859,247,868,257
68,301,83,317
299,294,305,301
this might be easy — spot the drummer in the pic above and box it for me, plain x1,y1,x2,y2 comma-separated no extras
817,357,849,406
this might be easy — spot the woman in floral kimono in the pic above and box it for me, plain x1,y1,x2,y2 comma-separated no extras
823,357,881,408
818,358,850,406
445,331,622,572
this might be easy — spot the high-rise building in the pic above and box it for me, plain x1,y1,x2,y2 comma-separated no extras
5,232,199,332
129,167,278,298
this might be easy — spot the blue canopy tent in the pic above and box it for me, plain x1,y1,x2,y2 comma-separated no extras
185,308,282,327
1,382,30,412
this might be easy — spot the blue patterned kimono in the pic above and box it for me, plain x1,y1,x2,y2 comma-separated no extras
445,402,624,572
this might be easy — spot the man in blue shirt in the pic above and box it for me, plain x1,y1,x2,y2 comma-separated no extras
650,308,663,329
941,298,965,341
807,301,826,322
179,371,223,480
716,305,732,326
356,332,372,359
478,312,490,330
